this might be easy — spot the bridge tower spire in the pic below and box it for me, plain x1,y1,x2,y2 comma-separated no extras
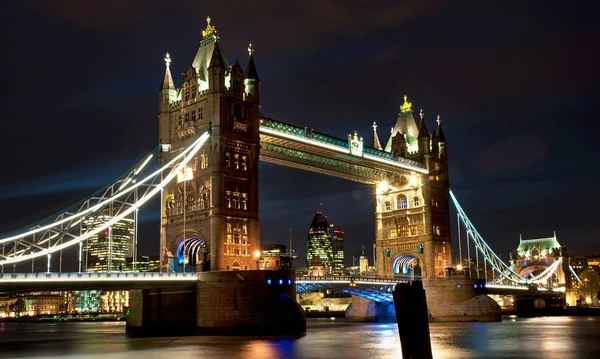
244,42,260,103
371,122,383,150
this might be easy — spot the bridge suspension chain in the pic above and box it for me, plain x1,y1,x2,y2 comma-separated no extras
450,190,564,286
0,132,210,267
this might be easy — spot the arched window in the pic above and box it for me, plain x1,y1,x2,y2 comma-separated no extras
241,156,248,171
232,193,240,209
225,152,231,167
241,194,248,210
397,194,408,209
225,191,231,208
201,154,208,169
234,154,240,169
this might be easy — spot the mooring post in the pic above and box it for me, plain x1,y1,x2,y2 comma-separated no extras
393,280,433,359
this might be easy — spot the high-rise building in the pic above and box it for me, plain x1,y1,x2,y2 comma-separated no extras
83,213,134,272
307,212,334,275
329,224,344,274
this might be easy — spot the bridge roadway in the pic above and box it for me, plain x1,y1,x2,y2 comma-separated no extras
0,273,565,301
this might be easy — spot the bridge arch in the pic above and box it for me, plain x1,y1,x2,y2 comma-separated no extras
391,251,424,280
171,231,209,269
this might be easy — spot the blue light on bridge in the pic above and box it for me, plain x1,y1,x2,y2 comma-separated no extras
288,279,292,285
457,284,461,288
279,279,283,285
474,284,477,288
267,279,272,285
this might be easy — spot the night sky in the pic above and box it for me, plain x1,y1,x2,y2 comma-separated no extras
1,1,599,271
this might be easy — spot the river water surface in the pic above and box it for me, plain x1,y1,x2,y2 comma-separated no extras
0,317,598,358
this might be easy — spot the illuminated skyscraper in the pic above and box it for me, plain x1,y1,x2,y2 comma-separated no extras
329,224,344,274
83,213,134,272
306,212,333,274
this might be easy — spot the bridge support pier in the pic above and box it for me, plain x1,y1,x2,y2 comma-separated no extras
423,278,501,321
127,270,306,336
345,295,395,322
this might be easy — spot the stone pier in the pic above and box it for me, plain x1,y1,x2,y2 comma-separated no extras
127,270,306,336
344,278,501,322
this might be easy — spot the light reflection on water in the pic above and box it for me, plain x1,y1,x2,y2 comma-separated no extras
0,317,598,359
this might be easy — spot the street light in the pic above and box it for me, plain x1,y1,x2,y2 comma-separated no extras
253,250,261,270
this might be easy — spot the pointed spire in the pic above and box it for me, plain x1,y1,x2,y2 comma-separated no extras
159,53,175,91
418,109,429,139
209,40,226,69
245,42,260,81
436,115,447,143
371,122,382,150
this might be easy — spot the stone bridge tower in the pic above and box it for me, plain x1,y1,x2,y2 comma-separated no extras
374,97,451,280
158,18,261,271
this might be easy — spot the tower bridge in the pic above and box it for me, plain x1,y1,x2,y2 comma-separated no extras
0,17,583,333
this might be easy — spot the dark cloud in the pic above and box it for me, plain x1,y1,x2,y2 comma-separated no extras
474,134,547,172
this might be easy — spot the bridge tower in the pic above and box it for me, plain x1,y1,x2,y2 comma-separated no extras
375,98,451,280
158,18,261,271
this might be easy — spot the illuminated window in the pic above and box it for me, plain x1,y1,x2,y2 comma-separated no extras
434,163,440,171
234,154,239,169
226,245,230,254
227,223,232,233
225,152,231,167
241,194,247,210
232,193,240,209
384,201,392,211
225,191,231,208
389,228,396,238
201,154,208,169
397,194,408,209
226,235,232,243
409,225,418,236
233,228,241,244
398,225,409,237
242,235,248,245
413,197,420,207
241,156,248,171
242,224,247,235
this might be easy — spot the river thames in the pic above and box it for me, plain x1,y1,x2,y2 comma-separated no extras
0,317,598,358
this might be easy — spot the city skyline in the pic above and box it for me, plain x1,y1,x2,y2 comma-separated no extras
1,2,599,272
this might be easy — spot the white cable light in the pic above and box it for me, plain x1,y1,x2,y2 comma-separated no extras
0,132,209,265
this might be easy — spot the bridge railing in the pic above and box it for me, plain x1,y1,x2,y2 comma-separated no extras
0,272,197,282
296,276,402,284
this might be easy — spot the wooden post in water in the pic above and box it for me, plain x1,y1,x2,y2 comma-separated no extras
393,280,433,359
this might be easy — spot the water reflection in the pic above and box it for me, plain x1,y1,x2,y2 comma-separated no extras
0,317,598,359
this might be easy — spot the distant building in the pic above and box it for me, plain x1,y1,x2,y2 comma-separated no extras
306,211,334,275
83,212,134,272
329,224,344,274
260,244,292,270
126,255,161,272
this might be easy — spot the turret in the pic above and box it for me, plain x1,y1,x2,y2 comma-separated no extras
417,109,430,163
208,40,226,94
244,42,260,103
159,53,177,113
371,122,383,150
436,115,447,159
